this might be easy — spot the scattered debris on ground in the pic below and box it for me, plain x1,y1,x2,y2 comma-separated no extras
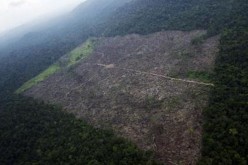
24,30,219,164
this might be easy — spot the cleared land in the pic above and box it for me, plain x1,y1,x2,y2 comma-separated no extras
23,30,219,164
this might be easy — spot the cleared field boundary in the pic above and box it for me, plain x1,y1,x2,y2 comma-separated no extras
96,63,214,87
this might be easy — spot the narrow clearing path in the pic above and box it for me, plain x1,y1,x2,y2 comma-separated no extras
96,63,214,87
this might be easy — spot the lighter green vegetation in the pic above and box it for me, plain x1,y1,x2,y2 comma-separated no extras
16,39,95,94
191,35,206,45
15,64,61,94
67,39,94,67
187,70,212,83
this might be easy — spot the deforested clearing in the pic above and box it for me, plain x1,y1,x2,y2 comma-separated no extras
24,30,219,164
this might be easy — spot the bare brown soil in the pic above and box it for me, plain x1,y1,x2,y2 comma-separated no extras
24,30,219,164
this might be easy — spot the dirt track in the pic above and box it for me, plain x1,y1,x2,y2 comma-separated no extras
96,63,214,86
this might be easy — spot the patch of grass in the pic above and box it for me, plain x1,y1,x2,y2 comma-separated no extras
191,34,207,45
16,39,95,94
187,71,212,83
145,96,164,110
67,39,95,67
16,64,61,94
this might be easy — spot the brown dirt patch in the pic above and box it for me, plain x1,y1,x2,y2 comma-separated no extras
24,30,219,164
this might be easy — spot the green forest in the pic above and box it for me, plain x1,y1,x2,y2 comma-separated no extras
0,0,248,164
199,26,248,164
0,96,158,164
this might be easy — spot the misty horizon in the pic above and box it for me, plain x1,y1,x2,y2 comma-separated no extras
0,0,86,34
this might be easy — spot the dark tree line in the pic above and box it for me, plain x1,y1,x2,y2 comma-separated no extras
199,26,248,165
0,96,159,164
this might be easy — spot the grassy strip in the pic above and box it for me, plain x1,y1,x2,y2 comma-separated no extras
187,71,212,83
15,64,61,94
67,39,95,67
16,39,95,94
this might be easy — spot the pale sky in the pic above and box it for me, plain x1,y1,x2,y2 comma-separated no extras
0,0,86,33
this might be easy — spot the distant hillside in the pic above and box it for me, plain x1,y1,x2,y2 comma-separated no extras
0,0,130,97
0,0,246,97
103,0,246,36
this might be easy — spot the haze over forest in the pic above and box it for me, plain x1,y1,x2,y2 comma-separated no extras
0,0,85,34
0,0,248,164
